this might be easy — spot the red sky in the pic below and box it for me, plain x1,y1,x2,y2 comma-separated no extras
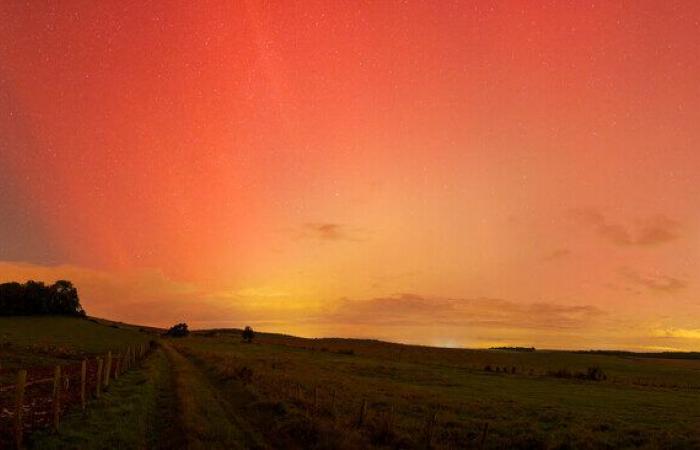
1,1,700,350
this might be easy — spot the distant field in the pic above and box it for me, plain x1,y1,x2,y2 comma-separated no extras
171,330,700,449
4,319,700,449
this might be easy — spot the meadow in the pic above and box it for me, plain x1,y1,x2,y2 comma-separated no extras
170,331,700,449
3,318,700,449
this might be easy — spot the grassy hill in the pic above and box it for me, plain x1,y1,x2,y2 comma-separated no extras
0,316,152,383
3,318,700,449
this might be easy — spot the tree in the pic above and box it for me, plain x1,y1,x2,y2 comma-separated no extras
0,280,86,316
165,323,189,337
242,326,255,343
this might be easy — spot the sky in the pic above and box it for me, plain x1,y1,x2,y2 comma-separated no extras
1,1,699,350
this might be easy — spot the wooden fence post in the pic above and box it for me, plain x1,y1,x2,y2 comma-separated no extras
357,399,367,428
80,359,87,411
52,365,61,431
96,358,103,398
114,359,120,380
479,422,489,450
314,387,319,413
104,351,112,388
15,369,27,449
424,410,438,449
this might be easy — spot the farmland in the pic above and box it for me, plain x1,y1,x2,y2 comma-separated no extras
3,318,700,449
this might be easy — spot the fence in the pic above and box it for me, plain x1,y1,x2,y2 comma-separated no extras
178,346,490,449
0,341,153,449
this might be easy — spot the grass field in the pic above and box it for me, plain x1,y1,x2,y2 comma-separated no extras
3,318,700,449
0,316,150,381
168,331,700,449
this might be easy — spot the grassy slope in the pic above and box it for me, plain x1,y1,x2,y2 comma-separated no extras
0,316,150,380
174,332,700,449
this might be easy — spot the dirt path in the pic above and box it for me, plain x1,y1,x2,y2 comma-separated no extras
29,343,262,450
161,342,253,450
148,347,186,450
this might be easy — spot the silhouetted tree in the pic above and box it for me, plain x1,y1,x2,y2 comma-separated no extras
242,326,255,343
165,323,189,337
0,280,85,316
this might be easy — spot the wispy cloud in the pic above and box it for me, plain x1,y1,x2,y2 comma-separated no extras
319,293,605,330
651,327,700,340
296,223,364,242
571,208,680,247
619,268,687,293
542,249,571,262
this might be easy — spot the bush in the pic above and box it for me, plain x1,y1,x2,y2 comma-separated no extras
547,367,607,381
586,367,607,381
548,368,574,379
336,349,355,356
165,323,189,337
242,325,255,343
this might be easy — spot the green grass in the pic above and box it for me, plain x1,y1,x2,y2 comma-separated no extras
6,319,700,449
161,342,248,450
29,346,182,450
171,332,700,449
0,316,151,380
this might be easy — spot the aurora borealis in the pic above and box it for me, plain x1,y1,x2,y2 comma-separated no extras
1,1,699,350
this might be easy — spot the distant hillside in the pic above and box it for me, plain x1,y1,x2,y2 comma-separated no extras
193,327,700,361
575,349,700,360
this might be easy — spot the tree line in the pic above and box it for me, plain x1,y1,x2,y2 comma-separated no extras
0,280,86,316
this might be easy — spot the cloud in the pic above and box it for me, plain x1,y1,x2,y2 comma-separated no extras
542,249,571,262
571,209,680,247
319,293,605,330
619,268,687,293
296,223,364,242
651,327,700,340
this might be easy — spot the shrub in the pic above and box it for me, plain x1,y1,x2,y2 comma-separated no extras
242,325,255,343
548,368,574,379
586,367,607,381
165,323,189,337
336,349,355,356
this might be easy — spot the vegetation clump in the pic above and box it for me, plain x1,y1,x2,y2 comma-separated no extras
0,280,85,316
242,325,255,343
490,346,536,352
165,323,190,337
548,367,607,381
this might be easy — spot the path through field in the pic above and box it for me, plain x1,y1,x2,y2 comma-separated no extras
161,342,266,450
29,343,263,449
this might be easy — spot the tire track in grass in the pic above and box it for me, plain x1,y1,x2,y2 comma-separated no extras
149,346,186,449
162,342,247,450
30,346,184,450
